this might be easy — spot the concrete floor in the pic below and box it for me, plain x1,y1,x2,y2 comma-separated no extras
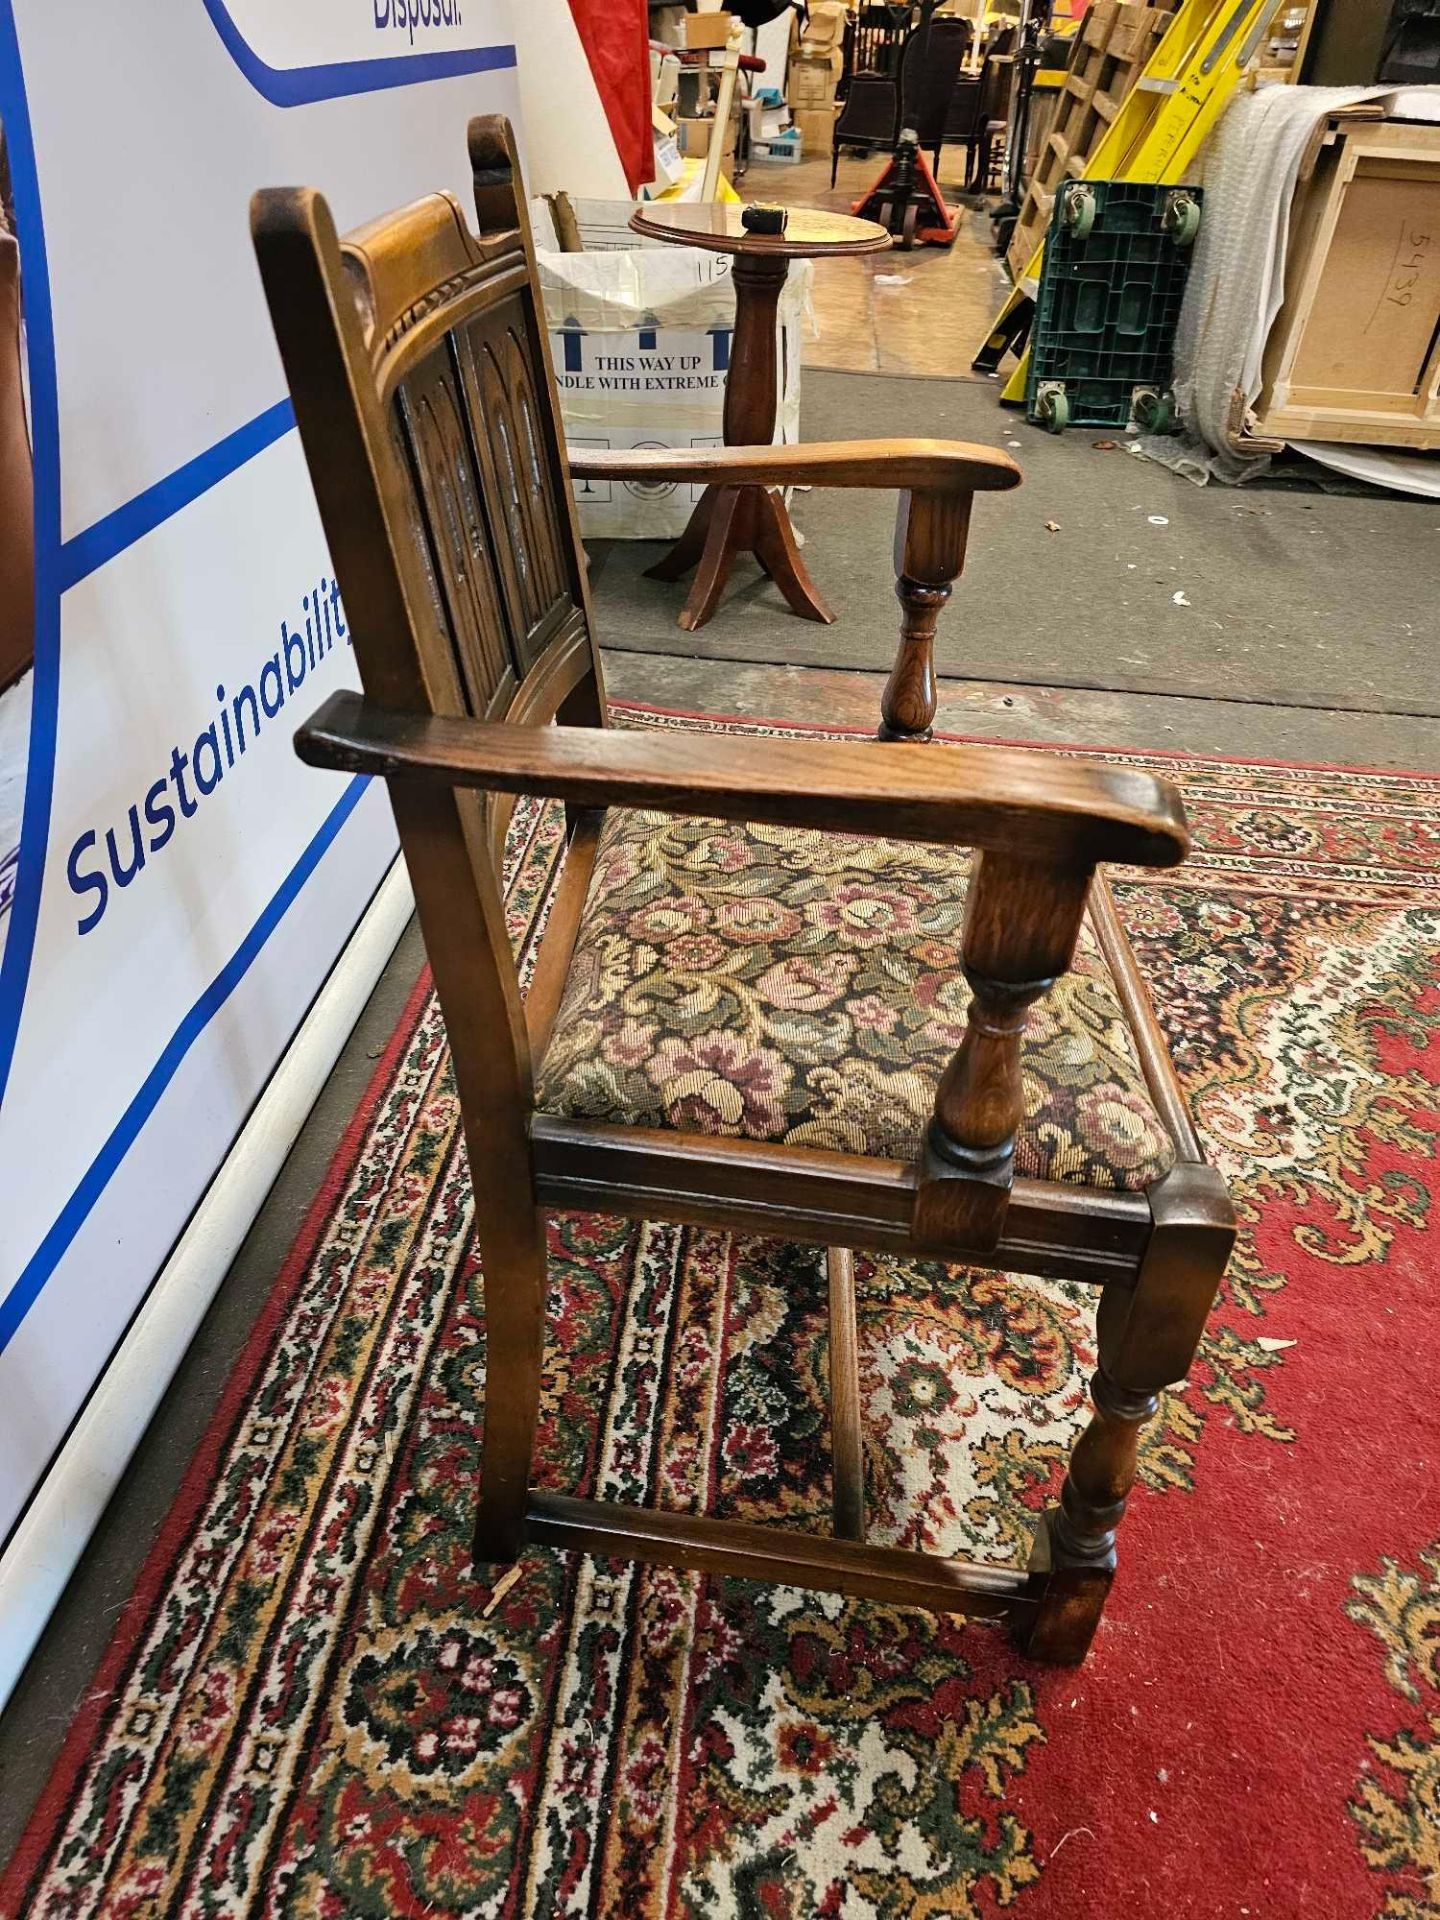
592,366,1440,743
3,152,1437,1873
601,150,1440,769
603,653,1440,771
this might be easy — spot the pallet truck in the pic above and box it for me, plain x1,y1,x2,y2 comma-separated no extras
973,0,1287,397
852,128,961,248
849,0,963,249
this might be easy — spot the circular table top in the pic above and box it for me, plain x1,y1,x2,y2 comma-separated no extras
630,202,892,259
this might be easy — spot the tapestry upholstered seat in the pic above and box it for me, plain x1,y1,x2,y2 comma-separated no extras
535,807,1176,1192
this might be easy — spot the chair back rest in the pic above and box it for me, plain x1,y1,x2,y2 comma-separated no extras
251,118,604,857
855,3,914,74
835,69,902,145
899,16,972,144
944,72,984,143
979,45,1015,119
253,119,601,1164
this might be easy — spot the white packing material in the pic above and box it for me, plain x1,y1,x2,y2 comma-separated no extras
529,196,557,246
1139,86,1440,487
1139,85,1385,485
1291,440,1440,497
538,203,813,539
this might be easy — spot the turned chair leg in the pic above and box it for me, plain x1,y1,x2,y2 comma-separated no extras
1024,1364,1158,1664
1024,1163,1236,1665
473,1206,551,1569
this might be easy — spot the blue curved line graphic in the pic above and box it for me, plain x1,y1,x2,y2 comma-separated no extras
201,0,516,106
0,2,61,1119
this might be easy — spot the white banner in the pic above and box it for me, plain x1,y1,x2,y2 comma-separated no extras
214,0,494,73
0,0,523,1564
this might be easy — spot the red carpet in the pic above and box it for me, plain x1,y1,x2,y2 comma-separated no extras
5,709,1438,1918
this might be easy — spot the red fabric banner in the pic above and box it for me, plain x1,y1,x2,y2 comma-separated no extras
566,0,654,194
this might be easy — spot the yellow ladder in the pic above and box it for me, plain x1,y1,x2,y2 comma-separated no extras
974,0,1287,400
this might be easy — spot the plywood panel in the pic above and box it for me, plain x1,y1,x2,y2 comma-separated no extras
1290,169,1440,401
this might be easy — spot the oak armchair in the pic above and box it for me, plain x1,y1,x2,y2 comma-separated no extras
252,115,1235,1666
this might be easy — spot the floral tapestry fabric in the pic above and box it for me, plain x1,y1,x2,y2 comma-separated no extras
536,809,1176,1192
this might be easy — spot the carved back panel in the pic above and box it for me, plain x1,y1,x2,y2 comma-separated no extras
253,119,604,1236
253,119,603,756
384,287,579,713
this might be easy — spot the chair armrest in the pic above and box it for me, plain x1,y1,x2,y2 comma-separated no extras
567,442,1018,746
566,440,1021,496
297,690,1187,870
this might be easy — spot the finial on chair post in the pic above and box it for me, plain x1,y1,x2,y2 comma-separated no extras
879,489,972,742
467,115,523,232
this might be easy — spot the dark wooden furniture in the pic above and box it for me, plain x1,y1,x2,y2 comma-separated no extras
850,2,918,82
833,70,904,178
627,201,891,632
970,32,1019,190
834,4,914,165
943,73,986,183
907,15,974,168
253,115,1235,1667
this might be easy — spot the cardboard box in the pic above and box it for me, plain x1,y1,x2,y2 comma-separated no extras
800,0,848,53
676,114,738,163
653,125,685,188
788,52,838,109
683,11,735,50
537,207,812,539
793,106,837,159
650,4,687,48
1252,115,1440,449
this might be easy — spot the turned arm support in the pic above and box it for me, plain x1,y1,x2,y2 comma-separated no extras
913,850,1097,1254
881,489,970,743
569,443,1019,746
297,690,1187,868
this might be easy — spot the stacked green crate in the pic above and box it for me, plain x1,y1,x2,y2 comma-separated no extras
1025,179,1202,433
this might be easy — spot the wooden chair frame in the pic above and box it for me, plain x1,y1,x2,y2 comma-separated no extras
252,116,1235,1668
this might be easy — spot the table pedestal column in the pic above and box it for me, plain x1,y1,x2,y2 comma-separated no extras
646,251,835,633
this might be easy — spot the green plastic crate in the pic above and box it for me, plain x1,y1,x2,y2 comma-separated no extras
1025,180,1203,434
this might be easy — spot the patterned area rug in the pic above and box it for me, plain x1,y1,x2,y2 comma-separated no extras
6,708,1438,1919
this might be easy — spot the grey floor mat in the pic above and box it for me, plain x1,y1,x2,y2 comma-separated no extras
586,369,1440,717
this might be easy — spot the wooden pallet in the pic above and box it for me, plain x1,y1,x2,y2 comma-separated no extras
1005,0,1177,287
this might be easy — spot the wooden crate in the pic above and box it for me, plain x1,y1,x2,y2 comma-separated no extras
1005,0,1177,287
1252,114,1440,450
